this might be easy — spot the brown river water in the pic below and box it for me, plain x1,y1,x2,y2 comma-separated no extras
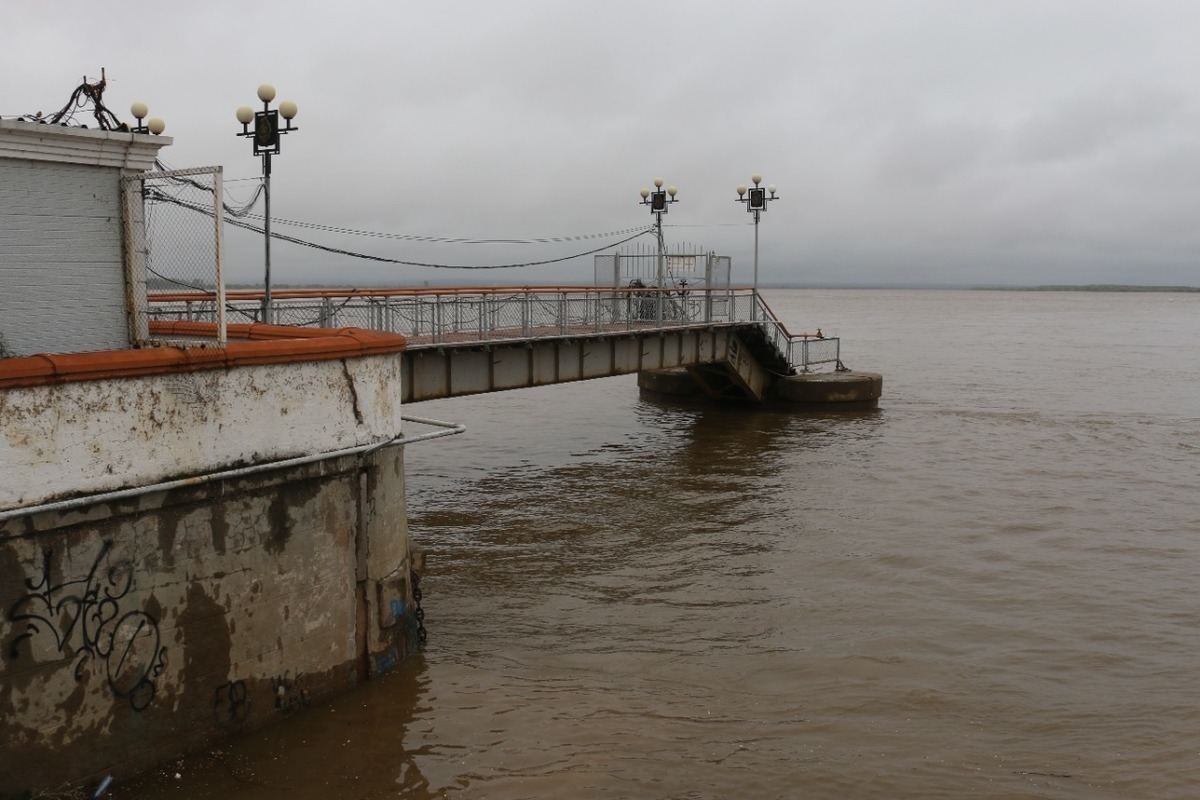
115,289,1200,799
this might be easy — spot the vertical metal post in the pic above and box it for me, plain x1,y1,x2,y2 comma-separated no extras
434,295,443,344
262,152,273,325
213,166,227,346
121,174,151,346
752,210,760,322
704,251,713,324
655,212,664,327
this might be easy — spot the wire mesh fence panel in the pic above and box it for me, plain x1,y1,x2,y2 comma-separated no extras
801,337,841,367
126,167,226,345
711,256,731,289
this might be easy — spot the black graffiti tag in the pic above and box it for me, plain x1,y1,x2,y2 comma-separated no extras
213,679,251,724
7,541,165,711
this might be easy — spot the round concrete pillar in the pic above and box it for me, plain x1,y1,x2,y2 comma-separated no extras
768,371,882,408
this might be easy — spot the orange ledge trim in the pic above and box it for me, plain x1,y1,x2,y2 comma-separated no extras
0,323,407,389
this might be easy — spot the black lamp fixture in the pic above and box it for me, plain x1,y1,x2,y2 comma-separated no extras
236,84,299,325
735,174,777,315
637,178,679,323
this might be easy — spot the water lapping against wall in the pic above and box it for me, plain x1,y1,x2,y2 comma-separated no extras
115,289,1200,799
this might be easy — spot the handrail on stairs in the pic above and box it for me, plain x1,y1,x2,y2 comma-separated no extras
752,293,841,373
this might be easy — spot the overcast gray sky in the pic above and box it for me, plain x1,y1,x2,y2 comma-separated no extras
4,0,1199,287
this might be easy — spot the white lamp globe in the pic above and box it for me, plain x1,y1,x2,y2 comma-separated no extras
768,184,776,194
257,84,277,103
751,173,762,186
147,118,166,135
236,106,254,124
737,185,747,196
667,186,677,197
640,188,650,199
279,100,298,120
654,177,664,188
130,102,148,120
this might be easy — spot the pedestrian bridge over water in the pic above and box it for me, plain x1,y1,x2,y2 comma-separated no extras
148,286,847,404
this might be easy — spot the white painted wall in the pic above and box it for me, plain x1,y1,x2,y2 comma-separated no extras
0,354,406,511
0,159,128,354
0,120,170,356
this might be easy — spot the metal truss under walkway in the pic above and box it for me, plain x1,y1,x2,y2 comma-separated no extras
148,286,840,403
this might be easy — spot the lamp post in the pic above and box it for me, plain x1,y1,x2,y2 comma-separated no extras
639,177,678,325
735,174,777,320
236,84,298,324
129,102,166,135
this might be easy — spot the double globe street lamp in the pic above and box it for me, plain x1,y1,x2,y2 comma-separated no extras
736,174,777,319
236,84,299,324
128,102,166,135
638,178,678,324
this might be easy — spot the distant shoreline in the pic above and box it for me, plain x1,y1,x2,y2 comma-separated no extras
765,283,1200,292
220,282,1200,293
973,284,1200,293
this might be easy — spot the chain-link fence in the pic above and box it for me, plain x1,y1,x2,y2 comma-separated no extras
595,244,730,291
123,166,226,346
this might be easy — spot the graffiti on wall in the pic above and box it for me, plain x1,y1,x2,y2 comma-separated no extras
271,670,310,713
213,679,251,724
6,541,166,711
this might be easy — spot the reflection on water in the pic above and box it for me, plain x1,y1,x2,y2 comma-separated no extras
116,291,1200,799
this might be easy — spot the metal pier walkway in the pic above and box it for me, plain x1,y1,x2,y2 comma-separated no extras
149,286,839,403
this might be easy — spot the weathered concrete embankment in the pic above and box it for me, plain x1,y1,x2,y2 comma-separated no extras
0,333,421,797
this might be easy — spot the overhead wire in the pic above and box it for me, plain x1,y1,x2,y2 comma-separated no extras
150,159,650,246
144,188,655,270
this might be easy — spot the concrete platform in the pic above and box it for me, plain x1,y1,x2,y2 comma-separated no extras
766,370,882,408
639,367,882,409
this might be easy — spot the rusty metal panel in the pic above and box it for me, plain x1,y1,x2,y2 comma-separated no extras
449,350,491,396
407,351,450,402
697,329,728,363
530,344,559,385
612,338,641,373
557,342,584,382
679,332,700,364
581,338,614,379
491,348,531,390
640,336,664,371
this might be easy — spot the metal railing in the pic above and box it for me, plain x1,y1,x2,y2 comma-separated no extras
147,286,839,372
754,294,841,372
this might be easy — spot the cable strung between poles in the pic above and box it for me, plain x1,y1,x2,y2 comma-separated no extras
145,190,656,269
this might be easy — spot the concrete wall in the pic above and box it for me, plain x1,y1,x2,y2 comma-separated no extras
0,355,405,512
0,446,420,792
0,120,169,357
0,352,419,794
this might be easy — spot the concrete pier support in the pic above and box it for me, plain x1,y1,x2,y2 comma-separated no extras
639,367,882,409
767,370,883,408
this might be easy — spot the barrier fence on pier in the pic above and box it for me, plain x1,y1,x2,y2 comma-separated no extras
146,286,840,372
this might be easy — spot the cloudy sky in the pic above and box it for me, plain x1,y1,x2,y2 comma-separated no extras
4,0,1199,287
